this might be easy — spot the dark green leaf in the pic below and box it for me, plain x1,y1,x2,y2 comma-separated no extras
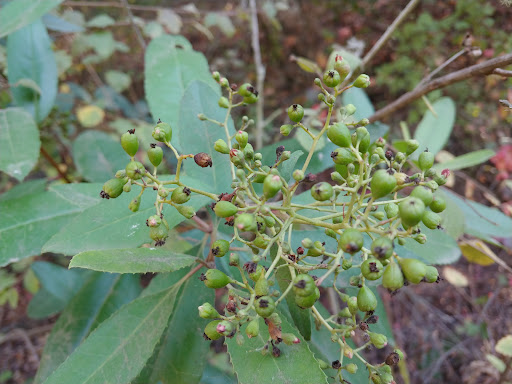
7,20,57,122
0,0,64,38
70,248,196,274
0,108,40,181
432,149,495,172
72,130,128,182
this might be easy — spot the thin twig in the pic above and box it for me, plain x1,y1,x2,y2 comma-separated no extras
493,68,512,77
119,0,146,50
419,49,468,86
40,147,72,183
370,53,512,122
249,0,266,150
192,216,212,233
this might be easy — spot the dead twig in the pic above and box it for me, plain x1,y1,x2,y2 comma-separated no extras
40,147,72,183
119,0,146,50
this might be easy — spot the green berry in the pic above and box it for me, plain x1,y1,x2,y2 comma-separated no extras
311,182,334,201
280,124,293,136
214,139,230,154
235,130,248,149
334,55,350,80
128,197,141,212
255,276,270,296
341,258,352,270
307,241,325,257
424,265,439,283
152,121,172,143
281,333,300,345
245,318,260,338
248,264,265,282
327,122,351,147
368,331,387,349
125,161,146,180
243,92,258,104
171,186,191,204
399,197,426,227
410,186,433,206
263,174,283,199
203,320,222,340
399,258,427,284
123,180,132,193
252,235,269,249
255,296,276,318
370,169,397,199
149,225,168,245
235,213,257,232
214,201,238,218
323,69,341,88
405,139,420,155
331,147,356,165
292,274,316,297
101,178,126,199
295,287,320,309
418,150,435,171
216,320,234,336
175,205,196,219
346,363,358,374
347,296,358,315
382,261,404,291
339,229,364,254
353,74,370,88
384,202,399,219
218,96,230,108
243,143,254,160
422,210,442,229
430,195,446,213
288,104,304,123
202,269,231,289
293,169,305,181
148,144,163,167
371,237,394,259
253,165,270,183
433,171,449,186
239,83,254,97
198,302,220,319
121,130,139,157
211,239,230,258
357,285,377,312
361,258,384,281
355,127,371,153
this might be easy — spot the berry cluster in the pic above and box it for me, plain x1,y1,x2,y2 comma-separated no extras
100,56,449,384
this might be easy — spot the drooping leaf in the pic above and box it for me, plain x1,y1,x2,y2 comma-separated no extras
70,248,197,274
432,149,495,172
412,97,456,159
0,0,65,38
27,261,93,319
7,20,57,122
42,281,181,384
178,80,235,192
0,108,40,181
72,130,127,182
34,273,141,384
0,183,102,266
225,314,328,384
145,34,218,148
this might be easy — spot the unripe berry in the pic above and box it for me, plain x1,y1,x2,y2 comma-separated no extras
399,197,425,227
253,165,270,183
235,130,248,149
433,169,449,186
414,233,427,244
323,69,341,88
292,274,316,297
214,139,230,154
263,174,283,199
203,320,222,340
334,55,351,80
121,130,139,157
384,203,399,219
235,213,257,232
238,83,253,97
357,286,377,312
255,296,276,318
368,331,388,349
327,122,351,147
229,252,240,267
152,121,172,143
198,302,220,319
255,275,270,296
331,171,345,184
245,318,260,338
252,235,269,250
341,258,352,270
171,186,191,204
211,239,230,257
399,258,427,284
424,265,439,283
355,127,371,153
301,238,313,249
331,147,356,165
281,333,300,345
405,139,420,155
216,320,234,336
361,258,384,280
293,169,305,181
214,201,238,218
128,197,141,212
148,144,163,167
422,210,442,229
339,229,364,254
175,205,195,219
345,363,358,374
201,269,231,289
212,71,221,81
243,92,258,104
418,150,435,171
311,182,334,201
125,161,146,180
287,104,304,123
219,78,229,88
370,169,397,199
149,225,168,245
295,287,320,309
146,215,161,228
382,261,404,291
248,264,265,282
371,237,394,259
307,241,325,257
347,296,358,315
101,178,126,199
430,194,446,213
280,124,293,136
218,96,230,108
410,186,433,206
353,74,370,88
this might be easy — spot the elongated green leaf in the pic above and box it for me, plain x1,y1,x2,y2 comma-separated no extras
70,248,196,274
412,97,456,159
432,149,495,172
0,0,64,38
72,130,129,182
42,176,211,256
34,273,141,384
28,261,93,319
178,80,234,192
226,314,328,384
0,108,40,181
145,34,218,148
0,183,102,266
7,20,57,122
42,281,180,384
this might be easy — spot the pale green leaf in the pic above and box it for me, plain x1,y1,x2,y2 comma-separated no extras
432,149,495,172
279,150,303,182
42,13,84,33
105,70,132,93
87,14,115,28
496,335,512,357
0,108,40,181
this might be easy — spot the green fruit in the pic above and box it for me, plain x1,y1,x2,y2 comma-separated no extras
293,169,305,182
422,210,441,229
263,174,283,199
281,333,300,345
238,83,254,97
410,186,433,206
229,252,240,267
287,104,304,123
405,139,420,155
327,122,351,147
255,296,276,318
341,258,352,270
334,55,351,79
245,318,260,338
370,169,397,199
253,165,270,183
146,215,162,228
371,237,394,259
243,92,258,104
214,139,230,154
339,229,364,254
148,144,163,167
101,178,126,199
152,121,172,143
368,331,388,349
235,213,257,232
235,130,248,149
295,287,320,309
384,203,399,219
353,74,370,88
198,302,220,319
202,269,231,289
355,127,371,153
125,161,146,180
361,258,384,280
418,150,435,171
292,274,316,297
253,235,269,249
382,261,404,291
149,225,168,244
218,96,230,108
347,296,358,314
430,195,446,213
214,201,238,218
280,124,293,136
255,276,269,296
204,320,222,340
323,69,341,88
211,239,230,257
175,205,195,219
243,143,254,160
311,182,333,201
248,264,265,282
357,286,377,312
371,211,385,221
399,197,425,227
433,171,448,186
307,241,325,257
399,258,427,284
424,265,439,283
216,320,234,336
121,130,139,157
346,363,358,374
128,197,141,212
331,147,356,165
171,186,191,204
